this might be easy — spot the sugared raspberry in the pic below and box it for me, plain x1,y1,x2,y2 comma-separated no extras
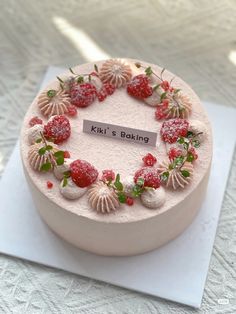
168,147,182,161
47,181,53,189
44,115,71,144
160,80,170,91
142,153,157,166
127,74,153,99
67,105,77,116
103,83,116,95
160,118,189,144
126,197,134,206
29,116,43,127
70,83,97,107
134,167,161,189
101,169,115,182
97,88,107,102
70,159,98,188
63,150,71,158
189,147,198,160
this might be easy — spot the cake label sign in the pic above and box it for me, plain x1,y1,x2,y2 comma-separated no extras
83,120,157,146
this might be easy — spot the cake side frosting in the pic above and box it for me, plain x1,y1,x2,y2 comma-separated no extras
20,58,212,224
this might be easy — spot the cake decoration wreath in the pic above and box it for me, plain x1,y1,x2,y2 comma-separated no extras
26,59,206,213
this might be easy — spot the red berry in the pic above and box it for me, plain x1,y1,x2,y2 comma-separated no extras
134,167,161,189
63,150,71,158
101,169,115,182
127,74,153,99
189,147,198,160
160,80,170,91
44,115,71,144
155,100,169,120
47,181,53,189
168,148,182,161
29,116,43,127
103,83,116,95
70,83,97,107
97,88,107,102
70,159,98,188
126,197,134,206
142,153,157,166
160,118,189,144
67,105,77,116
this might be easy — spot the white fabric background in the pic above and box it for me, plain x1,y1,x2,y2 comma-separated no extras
0,1,235,313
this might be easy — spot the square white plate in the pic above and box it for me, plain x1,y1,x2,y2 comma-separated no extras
0,67,235,308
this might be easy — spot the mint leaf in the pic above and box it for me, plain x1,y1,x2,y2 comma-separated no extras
160,92,167,101
114,174,123,191
181,170,190,177
54,151,64,158
77,76,84,83
94,64,98,72
136,177,144,187
177,137,185,144
56,156,64,166
187,131,194,138
46,145,53,151
63,170,71,178
40,162,52,172
145,66,153,76
132,185,143,197
38,147,46,155
186,152,194,162
47,89,57,98
118,192,126,203
161,171,169,182
193,139,200,148
35,138,42,143
62,177,68,187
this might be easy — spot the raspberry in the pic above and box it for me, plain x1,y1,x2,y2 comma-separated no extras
70,159,98,188
126,197,134,206
63,150,71,158
101,169,115,182
47,181,53,189
29,116,43,127
67,105,77,116
160,80,170,91
134,167,161,189
70,83,97,107
189,147,198,160
160,118,189,144
97,88,107,102
103,83,116,95
44,115,71,144
142,153,157,166
127,74,153,99
168,148,182,161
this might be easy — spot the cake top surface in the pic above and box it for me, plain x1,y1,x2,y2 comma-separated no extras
20,58,212,223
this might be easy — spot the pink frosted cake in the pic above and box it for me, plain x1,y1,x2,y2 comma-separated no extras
20,58,212,256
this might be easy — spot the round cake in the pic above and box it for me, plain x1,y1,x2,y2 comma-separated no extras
20,58,212,256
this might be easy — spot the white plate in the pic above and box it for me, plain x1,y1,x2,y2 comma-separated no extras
0,67,235,308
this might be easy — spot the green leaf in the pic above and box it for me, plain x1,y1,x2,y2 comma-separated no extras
62,177,68,187
153,84,160,91
88,74,91,82
47,89,57,98
160,92,167,101
40,162,52,172
173,156,184,168
46,145,53,151
132,185,143,197
38,147,46,156
94,64,98,72
35,138,42,143
186,152,194,162
193,139,200,148
118,192,127,203
136,177,144,187
114,174,123,191
56,76,64,83
161,171,169,182
183,142,189,150
160,68,165,77
174,88,181,94
56,156,64,166
77,76,84,83
53,151,64,158
187,131,194,138
145,66,153,76
181,170,190,177
63,170,71,178
177,137,185,144
69,67,75,74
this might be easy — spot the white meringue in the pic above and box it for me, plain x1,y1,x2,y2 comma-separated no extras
144,87,163,107
123,175,135,197
188,120,207,143
60,177,87,200
141,187,166,209
53,158,74,180
27,124,44,144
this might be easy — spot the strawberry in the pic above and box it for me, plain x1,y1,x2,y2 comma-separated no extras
70,83,97,107
127,74,153,99
134,167,161,189
44,115,71,144
70,159,98,188
160,118,189,144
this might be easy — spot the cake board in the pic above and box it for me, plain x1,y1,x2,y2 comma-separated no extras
0,67,235,308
